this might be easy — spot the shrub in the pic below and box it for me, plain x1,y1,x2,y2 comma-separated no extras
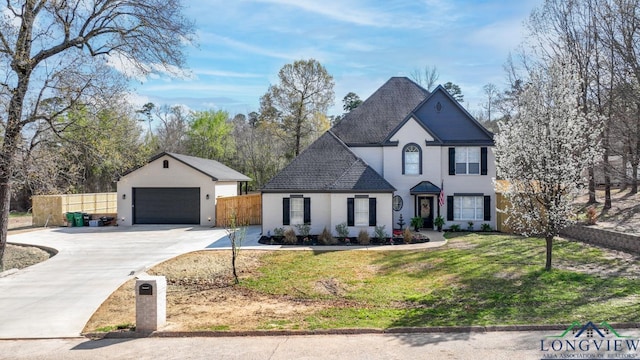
449,224,461,232
481,223,492,232
373,225,388,241
410,217,423,230
295,223,311,237
357,229,370,245
318,227,334,245
273,227,285,239
402,228,413,244
586,206,598,225
283,228,297,245
335,222,349,239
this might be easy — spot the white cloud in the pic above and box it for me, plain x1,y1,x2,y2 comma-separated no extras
249,0,395,27
466,19,526,53
193,69,262,78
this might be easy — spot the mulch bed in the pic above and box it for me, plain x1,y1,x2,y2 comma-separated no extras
258,233,430,246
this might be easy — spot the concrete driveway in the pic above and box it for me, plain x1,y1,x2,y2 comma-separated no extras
0,225,259,339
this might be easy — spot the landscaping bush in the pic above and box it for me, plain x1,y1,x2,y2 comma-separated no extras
335,222,349,240
357,229,370,245
481,223,492,232
318,227,335,245
283,228,297,245
273,227,284,241
449,224,461,232
295,223,311,237
586,206,598,225
373,225,388,243
402,228,413,244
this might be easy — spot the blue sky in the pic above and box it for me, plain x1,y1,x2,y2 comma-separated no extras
130,0,542,117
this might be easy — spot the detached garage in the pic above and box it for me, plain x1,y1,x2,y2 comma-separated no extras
117,152,251,226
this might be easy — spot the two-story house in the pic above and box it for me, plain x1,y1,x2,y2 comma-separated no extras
261,77,495,237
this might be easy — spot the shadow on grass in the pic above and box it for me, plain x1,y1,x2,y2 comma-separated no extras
376,233,640,346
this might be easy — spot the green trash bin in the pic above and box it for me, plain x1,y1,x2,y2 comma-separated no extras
65,212,75,227
74,212,84,227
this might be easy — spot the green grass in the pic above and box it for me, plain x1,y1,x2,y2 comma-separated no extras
241,233,640,329
95,323,135,332
9,212,31,218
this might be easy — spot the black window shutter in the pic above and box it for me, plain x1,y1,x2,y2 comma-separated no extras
282,198,290,225
368,198,377,226
402,151,405,174
481,147,488,175
484,196,491,221
448,147,455,175
447,196,454,221
418,147,423,175
347,198,354,226
303,197,311,224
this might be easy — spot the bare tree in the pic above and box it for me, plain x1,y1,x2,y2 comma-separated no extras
482,83,499,122
259,59,334,158
527,0,603,203
0,0,194,269
410,65,440,91
225,215,246,285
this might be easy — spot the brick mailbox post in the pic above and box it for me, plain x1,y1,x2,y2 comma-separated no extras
135,276,167,332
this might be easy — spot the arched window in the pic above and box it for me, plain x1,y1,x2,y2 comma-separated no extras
403,143,421,175
163,160,169,169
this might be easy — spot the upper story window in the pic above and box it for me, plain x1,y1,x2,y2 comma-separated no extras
163,160,169,168
455,147,480,175
403,143,422,175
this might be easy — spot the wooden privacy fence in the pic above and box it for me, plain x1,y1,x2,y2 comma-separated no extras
216,193,261,227
32,192,117,227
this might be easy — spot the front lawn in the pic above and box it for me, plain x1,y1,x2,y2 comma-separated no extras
84,233,640,333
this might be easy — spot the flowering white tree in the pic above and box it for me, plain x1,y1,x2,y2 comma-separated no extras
494,58,603,271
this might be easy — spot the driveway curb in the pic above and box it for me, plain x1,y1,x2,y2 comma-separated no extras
84,322,640,339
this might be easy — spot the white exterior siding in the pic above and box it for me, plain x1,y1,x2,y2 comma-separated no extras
441,146,497,229
349,147,384,174
262,192,393,238
214,182,239,200
117,154,218,226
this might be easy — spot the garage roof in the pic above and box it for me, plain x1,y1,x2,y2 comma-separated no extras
124,152,251,182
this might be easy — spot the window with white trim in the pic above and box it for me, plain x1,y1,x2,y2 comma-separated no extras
290,197,304,225
404,144,420,175
454,196,484,220
455,147,480,174
354,198,369,226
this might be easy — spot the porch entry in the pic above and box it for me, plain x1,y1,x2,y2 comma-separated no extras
409,180,442,230
417,196,434,229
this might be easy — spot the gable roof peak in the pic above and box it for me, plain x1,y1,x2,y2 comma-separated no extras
331,77,430,145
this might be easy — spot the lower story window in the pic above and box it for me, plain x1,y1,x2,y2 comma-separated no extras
290,197,304,225
454,196,483,221
355,198,369,226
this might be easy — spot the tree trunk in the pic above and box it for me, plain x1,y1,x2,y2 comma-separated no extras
632,163,638,194
588,167,597,204
545,236,553,271
621,150,628,191
603,132,612,209
0,123,23,272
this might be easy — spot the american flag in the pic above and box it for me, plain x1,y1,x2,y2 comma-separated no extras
439,180,445,207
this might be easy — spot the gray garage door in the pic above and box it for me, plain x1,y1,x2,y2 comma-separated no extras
133,188,200,224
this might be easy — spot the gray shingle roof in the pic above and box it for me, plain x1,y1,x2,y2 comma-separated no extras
153,152,251,181
407,85,494,145
261,131,396,192
331,77,430,145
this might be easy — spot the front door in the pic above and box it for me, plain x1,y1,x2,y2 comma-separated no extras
418,197,434,229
